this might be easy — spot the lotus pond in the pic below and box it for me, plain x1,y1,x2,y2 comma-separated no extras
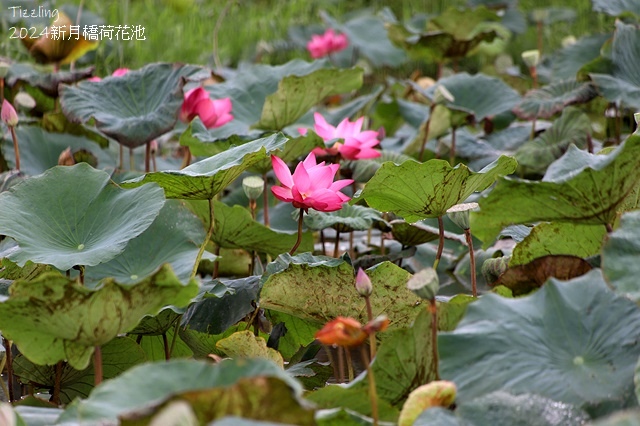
2,1,640,425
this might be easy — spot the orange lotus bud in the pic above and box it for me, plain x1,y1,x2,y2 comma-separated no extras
363,315,389,335
315,317,368,347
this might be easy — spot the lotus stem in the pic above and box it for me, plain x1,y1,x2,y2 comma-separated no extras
365,296,377,358
129,148,134,171
162,333,170,361
536,20,543,55
181,147,192,169
334,229,341,258
0,356,8,401
345,348,354,382
10,127,19,172
93,346,102,386
465,229,477,297
289,208,304,255
191,198,215,279
0,78,4,103
3,338,14,402
605,223,614,233
419,105,435,162
144,141,151,173
433,216,445,270
94,346,103,386
262,173,270,227
213,246,220,278
428,299,440,380
118,144,124,171
320,229,326,255
360,345,379,426
349,232,354,259
338,346,345,383
52,361,63,405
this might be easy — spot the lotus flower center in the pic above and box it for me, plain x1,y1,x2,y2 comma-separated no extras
77,244,85,250
573,356,584,365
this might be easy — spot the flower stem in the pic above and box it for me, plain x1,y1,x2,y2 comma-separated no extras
144,141,151,173
191,198,215,279
360,345,379,426
4,338,14,402
428,299,440,380
162,333,170,360
169,315,181,358
365,296,377,358
10,126,19,171
52,361,62,405
345,348,354,382
289,208,304,255
433,216,445,270
449,126,457,166
334,229,341,258
94,345,103,386
464,228,477,297
262,173,270,227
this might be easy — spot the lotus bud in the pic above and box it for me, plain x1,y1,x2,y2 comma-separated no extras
14,92,36,110
521,49,540,68
562,35,577,48
0,60,10,79
58,147,76,166
433,85,454,105
355,267,373,297
242,176,264,200
1,100,18,127
446,202,479,230
363,315,389,334
407,267,439,300
398,381,457,426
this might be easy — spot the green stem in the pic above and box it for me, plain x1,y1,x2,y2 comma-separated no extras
10,126,19,172
169,315,181,358
191,198,215,279
162,333,170,361
465,229,477,297
289,208,304,255
433,216,445,270
4,338,14,402
345,348,354,382
144,141,151,173
365,296,377,359
52,361,62,405
360,345,379,426
333,229,341,258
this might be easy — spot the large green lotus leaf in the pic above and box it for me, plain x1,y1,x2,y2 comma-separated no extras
208,200,313,256
439,270,640,411
602,210,640,302
513,80,597,120
265,310,321,361
41,111,110,148
0,163,165,270
463,126,531,171
199,60,327,141
511,222,606,266
420,73,521,123
590,410,640,426
13,336,146,405
260,255,420,328
215,330,284,368
57,358,306,425
120,133,288,199
592,0,640,16
390,220,466,247
0,265,198,369
6,63,94,97
84,200,206,285
386,7,501,61
301,204,382,232
307,386,399,423
128,308,182,336
181,276,261,335
414,392,589,426
14,406,63,426
250,132,325,175
60,63,202,148
550,34,611,80
589,22,640,109
118,376,315,425
256,67,363,130
514,107,592,176
319,11,407,67
472,137,640,245
352,155,517,223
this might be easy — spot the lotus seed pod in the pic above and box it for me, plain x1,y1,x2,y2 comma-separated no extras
407,267,439,300
446,202,479,230
14,92,36,110
242,176,264,200
521,49,540,68
398,381,457,426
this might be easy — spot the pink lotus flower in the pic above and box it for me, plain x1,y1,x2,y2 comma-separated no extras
271,152,353,212
313,112,381,160
180,87,233,129
307,28,349,59
87,68,130,82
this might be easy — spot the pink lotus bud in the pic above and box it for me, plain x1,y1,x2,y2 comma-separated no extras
1,100,18,127
355,267,372,296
